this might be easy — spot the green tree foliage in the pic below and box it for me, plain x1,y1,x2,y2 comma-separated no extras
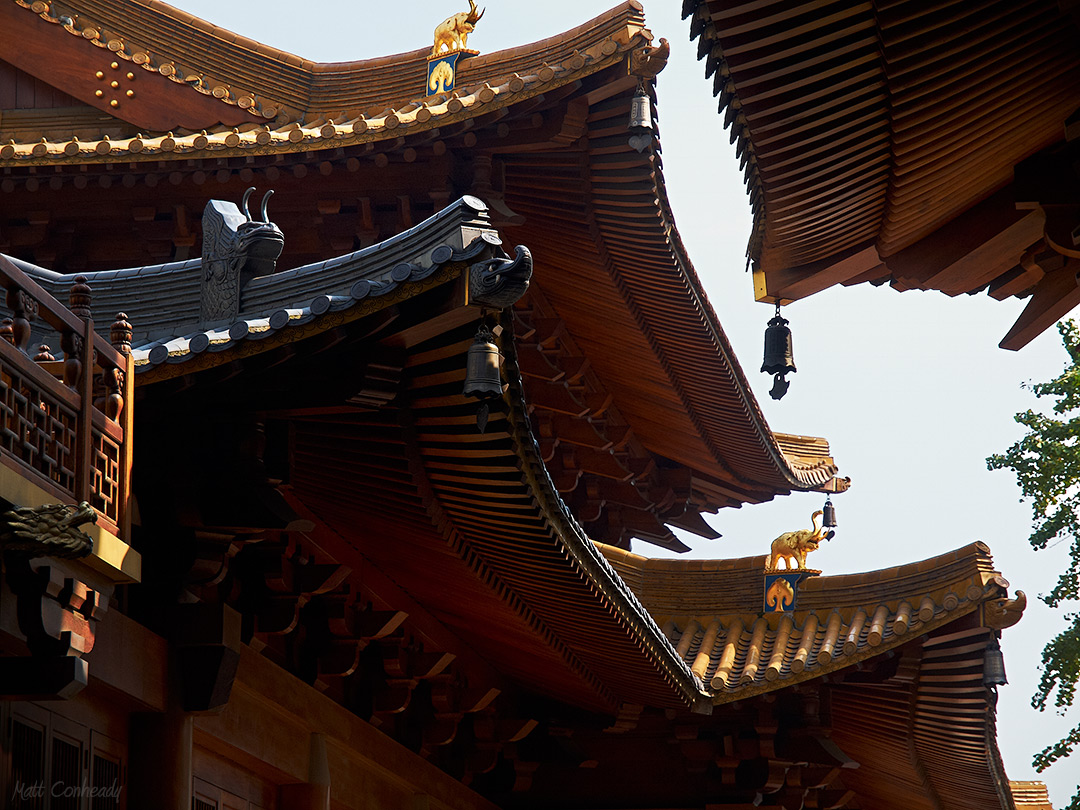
988,319,1080,810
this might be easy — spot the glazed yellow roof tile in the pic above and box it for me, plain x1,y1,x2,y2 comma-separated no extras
1,0,651,166
599,541,1012,703
1010,781,1054,810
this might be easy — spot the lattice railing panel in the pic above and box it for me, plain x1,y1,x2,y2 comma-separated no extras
0,364,79,494
0,256,134,542
91,425,122,526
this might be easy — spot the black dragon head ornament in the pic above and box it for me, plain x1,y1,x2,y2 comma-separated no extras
200,187,285,322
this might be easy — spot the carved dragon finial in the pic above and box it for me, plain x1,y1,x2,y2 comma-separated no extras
984,589,1026,630
468,245,533,309
765,510,832,572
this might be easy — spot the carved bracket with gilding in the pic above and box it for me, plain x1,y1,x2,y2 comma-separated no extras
468,245,533,309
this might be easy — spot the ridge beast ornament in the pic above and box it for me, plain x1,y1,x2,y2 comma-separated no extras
467,245,533,309
766,509,832,572
762,509,833,613
200,187,285,322
432,0,484,56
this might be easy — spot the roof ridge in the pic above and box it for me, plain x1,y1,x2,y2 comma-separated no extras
600,539,994,578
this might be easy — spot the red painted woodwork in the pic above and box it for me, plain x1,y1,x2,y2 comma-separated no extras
0,3,260,131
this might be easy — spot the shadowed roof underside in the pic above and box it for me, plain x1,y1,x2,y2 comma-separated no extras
681,0,1080,349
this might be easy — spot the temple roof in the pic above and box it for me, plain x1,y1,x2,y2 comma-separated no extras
601,540,1023,810
0,1,653,163
601,540,1010,700
681,0,1080,349
5,196,499,376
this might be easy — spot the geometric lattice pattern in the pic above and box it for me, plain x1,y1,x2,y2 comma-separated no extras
0,363,78,493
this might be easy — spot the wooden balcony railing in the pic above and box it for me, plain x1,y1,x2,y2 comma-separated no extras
0,255,133,543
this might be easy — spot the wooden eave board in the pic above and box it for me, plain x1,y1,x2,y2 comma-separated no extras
290,414,621,712
687,0,1080,308
830,624,1012,810
0,0,262,132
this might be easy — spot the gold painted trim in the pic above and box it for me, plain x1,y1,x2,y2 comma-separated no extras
0,25,648,168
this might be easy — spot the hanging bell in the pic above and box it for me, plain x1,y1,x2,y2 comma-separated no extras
761,304,796,400
464,324,504,400
822,496,837,529
628,88,653,133
983,636,1008,686
627,81,654,153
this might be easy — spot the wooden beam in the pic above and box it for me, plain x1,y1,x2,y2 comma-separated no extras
1000,258,1080,350
925,208,1046,294
756,243,883,302
883,190,1042,293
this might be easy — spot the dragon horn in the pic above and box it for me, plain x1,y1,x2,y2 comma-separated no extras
259,189,274,222
241,186,255,220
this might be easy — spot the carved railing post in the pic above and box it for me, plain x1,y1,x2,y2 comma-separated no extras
6,287,39,354
62,276,91,390
74,317,94,505
33,344,55,362
0,318,14,345
101,313,132,422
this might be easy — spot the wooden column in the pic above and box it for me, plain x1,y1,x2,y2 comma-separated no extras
129,709,193,810
279,732,331,810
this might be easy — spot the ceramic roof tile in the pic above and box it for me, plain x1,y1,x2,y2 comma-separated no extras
4,196,496,375
599,540,1015,703
1010,782,1054,810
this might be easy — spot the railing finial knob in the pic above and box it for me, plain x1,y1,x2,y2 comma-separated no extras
69,275,92,320
110,312,132,355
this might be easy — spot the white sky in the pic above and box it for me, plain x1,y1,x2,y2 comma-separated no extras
163,0,1078,802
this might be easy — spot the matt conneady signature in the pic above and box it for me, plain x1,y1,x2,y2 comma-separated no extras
12,779,122,801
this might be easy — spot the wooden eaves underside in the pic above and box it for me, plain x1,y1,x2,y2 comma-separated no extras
682,0,1080,349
